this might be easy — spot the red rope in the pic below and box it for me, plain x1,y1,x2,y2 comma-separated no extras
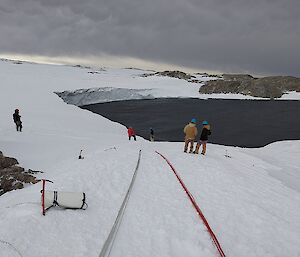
156,151,226,257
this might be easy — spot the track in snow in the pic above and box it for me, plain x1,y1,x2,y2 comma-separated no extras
101,148,219,257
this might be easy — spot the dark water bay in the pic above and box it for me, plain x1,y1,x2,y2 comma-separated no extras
80,98,300,147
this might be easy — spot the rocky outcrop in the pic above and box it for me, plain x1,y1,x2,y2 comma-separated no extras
222,74,254,81
73,64,91,69
0,151,41,196
141,70,196,80
195,72,222,78
199,74,300,98
141,70,222,84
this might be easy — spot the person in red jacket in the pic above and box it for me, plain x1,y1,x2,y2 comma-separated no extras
127,127,136,141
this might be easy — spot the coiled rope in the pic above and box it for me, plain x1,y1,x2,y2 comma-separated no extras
156,151,226,257
99,150,142,257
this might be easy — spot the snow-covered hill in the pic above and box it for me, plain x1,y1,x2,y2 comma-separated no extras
0,60,300,257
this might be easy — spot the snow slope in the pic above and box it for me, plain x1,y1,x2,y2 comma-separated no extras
0,60,300,257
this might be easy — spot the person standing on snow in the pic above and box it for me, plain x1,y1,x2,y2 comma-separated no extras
13,109,22,132
183,118,198,153
127,127,136,141
194,120,211,155
150,128,154,142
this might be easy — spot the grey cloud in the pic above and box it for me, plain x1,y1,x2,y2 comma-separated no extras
0,0,299,75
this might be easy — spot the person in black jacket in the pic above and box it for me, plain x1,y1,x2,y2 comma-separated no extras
150,128,154,142
194,120,211,155
13,109,22,132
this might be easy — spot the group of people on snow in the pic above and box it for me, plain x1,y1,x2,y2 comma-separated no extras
183,119,211,155
13,108,210,155
127,119,211,155
127,127,155,142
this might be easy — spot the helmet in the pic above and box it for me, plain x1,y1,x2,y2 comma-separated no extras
15,109,19,112
191,118,196,123
202,120,208,125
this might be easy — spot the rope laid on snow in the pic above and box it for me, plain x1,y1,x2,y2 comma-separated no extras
99,150,142,257
155,151,226,257
4,202,39,209
0,239,23,257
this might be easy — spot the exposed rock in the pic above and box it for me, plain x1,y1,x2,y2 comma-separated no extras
159,70,196,80
141,70,196,80
223,74,254,81
88,68,106,74
73,64,91,69
188,79,204,84
141,70,223,83
0,151,41,196
125,67,146,71
199,74,300,98
195,72,209,76
88,71,101,74
27,169,44,174
194,73,222,78
1,165,24,174
0,152,18,169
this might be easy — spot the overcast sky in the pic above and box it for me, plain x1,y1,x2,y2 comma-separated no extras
0,0,299,75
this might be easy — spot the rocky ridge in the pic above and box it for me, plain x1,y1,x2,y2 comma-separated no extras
0,151,41,196
141,70,222,84
200,74,300,98
141,70,196,80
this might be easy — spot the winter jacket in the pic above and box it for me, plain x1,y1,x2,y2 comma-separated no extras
200,125,211,141
128,127,135,136
184,123,198,140
13,112,21,123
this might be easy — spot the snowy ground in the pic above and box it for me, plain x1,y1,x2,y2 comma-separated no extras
0,60,300,257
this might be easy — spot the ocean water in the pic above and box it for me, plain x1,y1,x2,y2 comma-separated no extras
80,98,300,147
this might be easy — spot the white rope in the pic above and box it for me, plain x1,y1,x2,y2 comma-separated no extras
99,150,142,257
104,147,117,151
4,202,39,209
0,239,23,257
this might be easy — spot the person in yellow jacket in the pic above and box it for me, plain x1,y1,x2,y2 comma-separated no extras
183,118,198,153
